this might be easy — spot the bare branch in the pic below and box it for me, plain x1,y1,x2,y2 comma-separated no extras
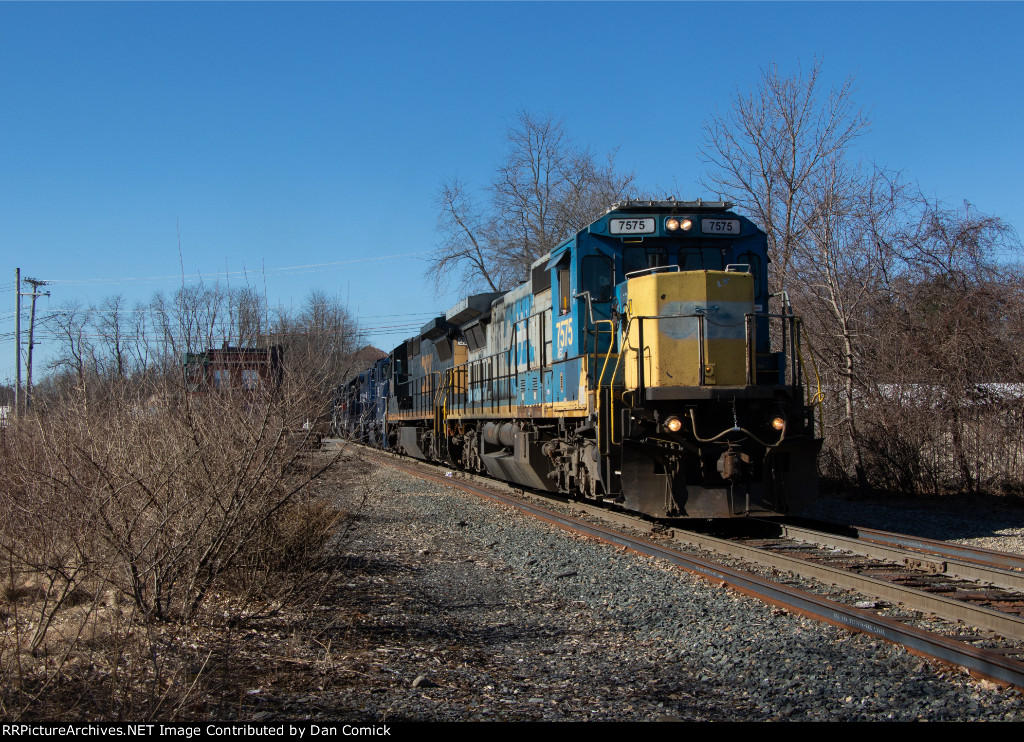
430,109,639,292
699,58,870,291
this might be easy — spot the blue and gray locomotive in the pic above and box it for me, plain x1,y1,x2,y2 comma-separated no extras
337,201,822,518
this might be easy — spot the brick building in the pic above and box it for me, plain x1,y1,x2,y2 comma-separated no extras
183,343,284,394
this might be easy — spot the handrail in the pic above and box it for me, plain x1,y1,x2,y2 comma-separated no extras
398,296,820,454
573,288,618,451
624,264,681,279
798,322,826,434
617,309,806,399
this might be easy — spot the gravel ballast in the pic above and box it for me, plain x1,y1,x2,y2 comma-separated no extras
802,494,1024,556
301,452,1024,721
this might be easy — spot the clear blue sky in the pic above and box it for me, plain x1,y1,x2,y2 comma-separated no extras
2,1,1022,384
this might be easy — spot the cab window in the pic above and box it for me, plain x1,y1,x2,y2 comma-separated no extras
679,245,727,271
582,255,614,302
623,247,668,276
739,251,763,300
558,266,571,314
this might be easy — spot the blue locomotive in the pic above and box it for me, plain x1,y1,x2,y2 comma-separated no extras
337,201,822,518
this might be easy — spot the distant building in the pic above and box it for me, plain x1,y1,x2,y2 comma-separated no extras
347,345,388,381
183,343,284,394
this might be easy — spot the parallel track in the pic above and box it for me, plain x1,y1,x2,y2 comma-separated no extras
339,441,1024,689
671,520,1024,641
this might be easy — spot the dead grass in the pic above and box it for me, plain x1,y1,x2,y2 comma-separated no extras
0,376,355,720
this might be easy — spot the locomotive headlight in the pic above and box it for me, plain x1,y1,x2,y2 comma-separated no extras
664,416,683,433
665,218,693,232
771,416,786,431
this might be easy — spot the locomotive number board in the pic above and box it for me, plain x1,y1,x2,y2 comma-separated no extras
701,218,741,235
609,217,656,235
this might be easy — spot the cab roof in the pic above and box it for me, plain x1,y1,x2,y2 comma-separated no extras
606,199,733,213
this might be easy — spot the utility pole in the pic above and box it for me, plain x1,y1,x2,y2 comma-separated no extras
14,268,20,418
22,277,50,413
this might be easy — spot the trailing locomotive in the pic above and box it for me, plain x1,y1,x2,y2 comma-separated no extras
337,201,822,518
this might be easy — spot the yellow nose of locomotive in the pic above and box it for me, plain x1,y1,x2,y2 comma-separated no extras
622,269,753,391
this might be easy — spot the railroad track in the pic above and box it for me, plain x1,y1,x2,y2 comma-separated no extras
666,518,1024,641
336,441,1024,689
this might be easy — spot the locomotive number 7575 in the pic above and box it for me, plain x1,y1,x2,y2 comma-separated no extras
556,318,573,355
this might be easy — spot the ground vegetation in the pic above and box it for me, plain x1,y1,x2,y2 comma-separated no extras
0,287,363,719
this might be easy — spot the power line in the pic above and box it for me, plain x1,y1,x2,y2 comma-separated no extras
40,251,431,287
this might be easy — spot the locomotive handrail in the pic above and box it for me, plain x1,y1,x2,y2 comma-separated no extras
574,291,616,365
573,290,615,329
743,311,807,388
573,289,619,454
507,317,519,370
745,313,754,385
397,300,811,453
624,265,681,279
618,310,806,404
797,322,825,434
441,305,808,432
447,292,614,422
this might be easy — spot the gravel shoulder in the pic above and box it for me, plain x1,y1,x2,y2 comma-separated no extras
801,490,1024,555
222,450,1024,722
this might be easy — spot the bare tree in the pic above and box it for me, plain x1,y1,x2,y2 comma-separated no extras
864,199,1023,494
896,198,1018,284
434,177,502,291
431,110,640,292
699,59,870,292
233,286,266,346
147,290,181,369
788,164,905,485
48,300,97,393
96,295,129,380
267,290,361,415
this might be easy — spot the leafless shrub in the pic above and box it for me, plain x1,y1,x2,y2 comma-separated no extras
3,275,371,718
0,358,348,718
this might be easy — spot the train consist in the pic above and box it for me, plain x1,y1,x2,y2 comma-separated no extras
335,201,822,518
